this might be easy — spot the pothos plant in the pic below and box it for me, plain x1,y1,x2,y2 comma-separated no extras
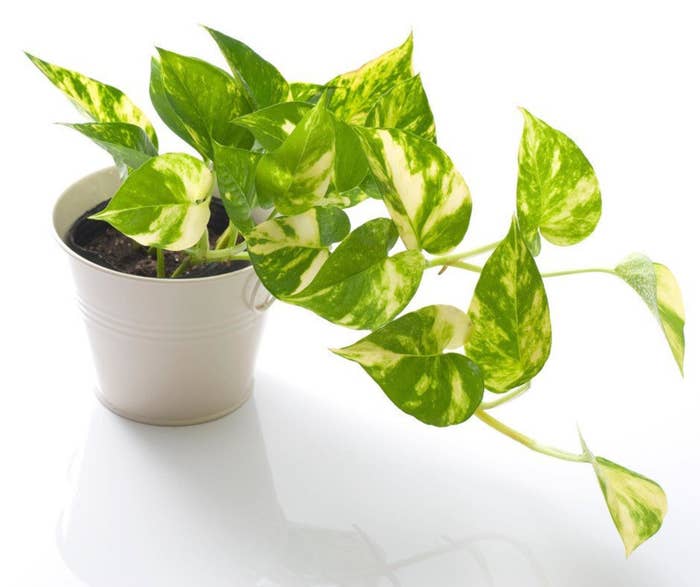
28,28,685,556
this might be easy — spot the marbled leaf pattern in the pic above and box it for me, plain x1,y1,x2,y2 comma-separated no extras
149,57,193,148
157,48,252,159
90,153,213,251
286,218,424,329
614,254,685,373
232,102,311,151
206,27,290,109
357,127,472,254
290,82,324,104
465,219,551,392
334,305,483,426
326,34,414,124
62,122,157,170
212,143,260,234
246,207,351,297
517,108,602,255
26,53,157,147
255,99,335,214
333,118,368,191
365,74,436,142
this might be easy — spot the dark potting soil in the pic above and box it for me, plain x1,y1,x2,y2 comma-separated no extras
68,200,250,278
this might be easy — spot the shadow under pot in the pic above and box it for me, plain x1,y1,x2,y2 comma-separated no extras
53,166,273,426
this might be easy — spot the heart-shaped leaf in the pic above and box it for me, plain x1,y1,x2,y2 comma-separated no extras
286,218,424,329
516,108,602,255
90,153,213,251
27,53,157,147
255,99,335,214
333,118,368,191
334,305,483,426
326,33,414,124
206,26,290,109
357,127,472,254
246,207,351,297
232,101,311,151
465,218,552,392
157,48,252,159
614,254,685,374
63,122,157,170
149,57,195,149
212,143,260,234
365,74,436,142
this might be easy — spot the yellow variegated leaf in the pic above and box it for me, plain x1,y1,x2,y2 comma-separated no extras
90,153,213,251
27,53,157,147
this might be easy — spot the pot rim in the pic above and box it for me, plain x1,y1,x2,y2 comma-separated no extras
53,166,256,285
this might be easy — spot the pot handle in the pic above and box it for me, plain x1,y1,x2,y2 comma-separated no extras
247,276,275,313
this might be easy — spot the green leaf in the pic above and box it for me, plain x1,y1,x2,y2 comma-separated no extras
357,127,472,254
246,207,351,297
62,122,157,170
255,99,335,214
290,82,324,103
465,218,552,392
212,143,260,234
517,108,602,255
614,254,685,374
334,305,484,426
333,119,368,191
90,153,213,251
286,218,424,329
579,432,667,557
27,53,157,148
157,48,252,159
365,74,436,142
232,101,311,151
326,33,414,124
149,57,193,148
206,27,290,109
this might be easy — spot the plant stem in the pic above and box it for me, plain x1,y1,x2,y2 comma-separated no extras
216,222,238,250
540,267,614,278
265,207,277,221
171,255,192,278
444,260,483,273
156,248,165,278
426,241,500,268
474,408,593,463
475,409,591,464
480,382,531,409
198,248,250,263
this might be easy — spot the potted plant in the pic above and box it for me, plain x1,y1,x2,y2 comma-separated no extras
29,27,685,556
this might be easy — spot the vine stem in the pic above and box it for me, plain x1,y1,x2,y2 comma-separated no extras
171,256,192,278
540,267,614,278
475,409,591,463
480,382,531,409
156,248,165,278
425,241,500,268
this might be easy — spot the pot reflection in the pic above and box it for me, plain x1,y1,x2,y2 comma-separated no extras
58,389,550,586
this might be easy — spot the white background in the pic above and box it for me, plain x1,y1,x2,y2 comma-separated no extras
1,1,698,585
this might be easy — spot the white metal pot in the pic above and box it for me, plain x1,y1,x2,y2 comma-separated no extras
53,167,273,426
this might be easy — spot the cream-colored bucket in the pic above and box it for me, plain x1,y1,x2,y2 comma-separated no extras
53,167,272,425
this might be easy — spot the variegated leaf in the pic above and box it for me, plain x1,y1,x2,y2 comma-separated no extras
206,27,290,108
357,127,472,254
290,82,324,103
149,57,193,149
334,305,483,426
517,108,602,255
255,99,335,215
326,33,414,124
246,207,350,297
27,53,157,147
365,74,436,142
465,219,551,392
333,119,368,191
90,153,213,251
157,48,252,159
212,143,260,234
286,218,424,329
233,102,311,151
581,431,667,557
614,254,685,373
62,122,157,170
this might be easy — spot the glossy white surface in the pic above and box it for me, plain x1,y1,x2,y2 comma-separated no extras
3,1,699,585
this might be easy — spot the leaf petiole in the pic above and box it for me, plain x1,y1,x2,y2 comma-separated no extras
540,267,614,278
156,247,165,278
425,241,500,268
480,381,531,409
